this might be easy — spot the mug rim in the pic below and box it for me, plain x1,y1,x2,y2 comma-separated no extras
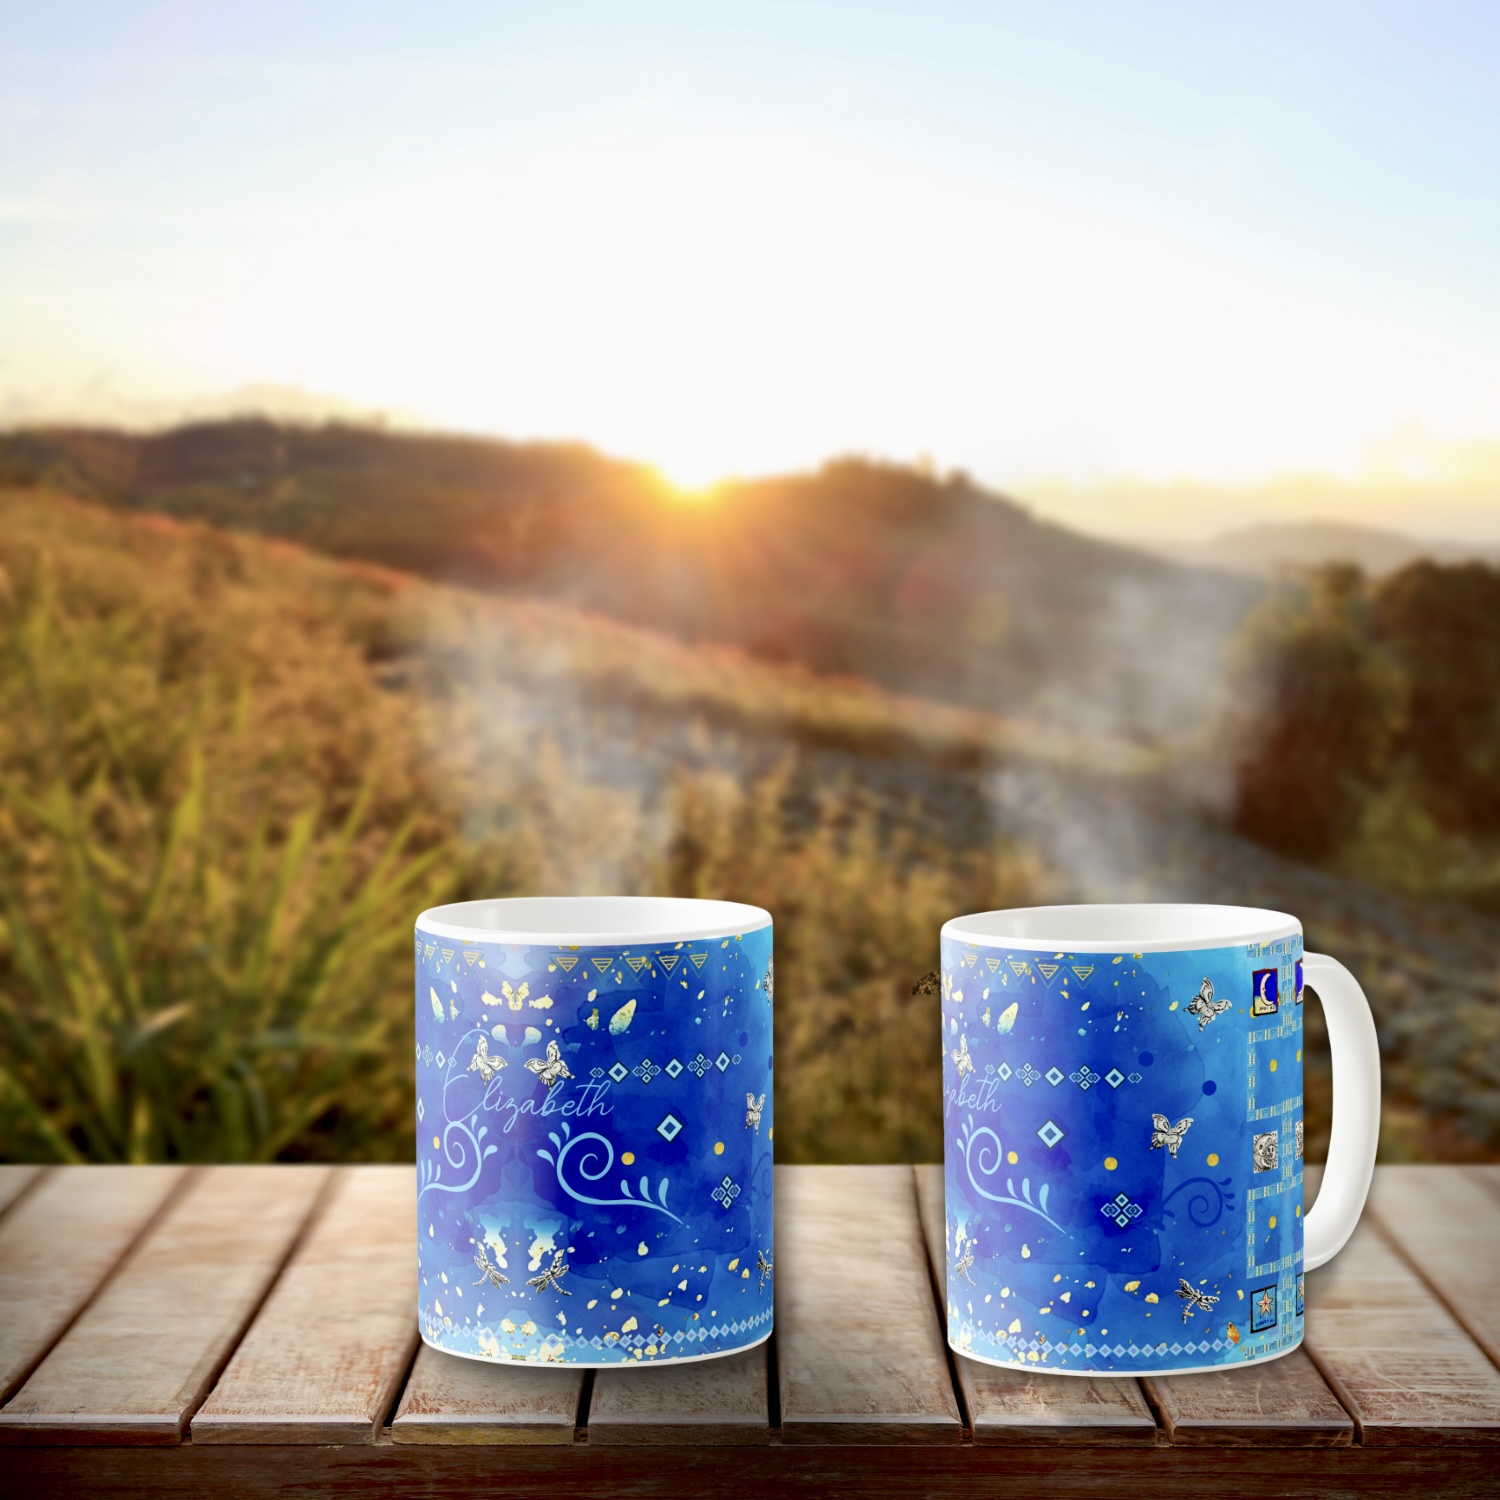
416,895,772,945
942,902,1300,952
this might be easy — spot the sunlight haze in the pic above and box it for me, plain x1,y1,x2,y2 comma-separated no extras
3,1,1499,538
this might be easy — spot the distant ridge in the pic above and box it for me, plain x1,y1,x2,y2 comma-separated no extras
1156,519,1499,579
0,420,1263,740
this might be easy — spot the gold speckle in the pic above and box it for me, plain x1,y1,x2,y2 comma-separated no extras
1124,1280,1140,1292
1007,1151,1018,1164
1021,1244,1031,1259
1269,1059,1278,1073
1104,1156,1118,1171
1145,1292,1159,1303
1207,1152,1220,1166
1269,1215,1278,1229
432,1136,440,1150
714,1142,725,1155
621,1152,635,1165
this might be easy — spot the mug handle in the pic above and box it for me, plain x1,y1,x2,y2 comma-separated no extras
1302,952,1382,1270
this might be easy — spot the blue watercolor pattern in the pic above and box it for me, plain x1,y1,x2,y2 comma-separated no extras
941,934,1304,1374
415,922,774,1365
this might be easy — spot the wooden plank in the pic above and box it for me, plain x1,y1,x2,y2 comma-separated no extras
1304,1204,1500,1445
1142,1352,1353,1448
391,1345,582,1445
0,1165,186,1405
912,1165,1158,1446
0,1166,46,1221
1368,1165,1500,1370
9,1428,1500,1500
776,1164,961,1445
0,1166,331,1444
588,1344,770,1445
190,1165,418,1444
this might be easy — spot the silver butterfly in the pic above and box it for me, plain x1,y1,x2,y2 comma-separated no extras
759,958,774,1004
757,1249,774,1291
951,1034,975,1080
473,1240,509,1288
526,1248,572,1295
524,1040,573,1090
1186,977,1231,1030
468,1035,506,1084
1176,1277,1219,1323
745,1092,765,1132
1150,1113,1193,1157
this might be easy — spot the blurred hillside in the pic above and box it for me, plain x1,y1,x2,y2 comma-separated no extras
1160,520,1499,579
2,480,1497,1168
0,487,1040,1166
0,421,1262,743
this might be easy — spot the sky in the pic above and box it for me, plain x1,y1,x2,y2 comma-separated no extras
4,1,1500,541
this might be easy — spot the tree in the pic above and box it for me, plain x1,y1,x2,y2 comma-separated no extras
1225,566,1403,860
1369,561,1500,834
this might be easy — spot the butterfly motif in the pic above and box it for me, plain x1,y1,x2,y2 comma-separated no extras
472,1240,509,1288
467,1035,506,1084
951,1034,975,1080
759,958,774,1004
757,1249,774,1291
1176,1278,1219,1323
527,1248,572,1295
953,1242,976,1286
1186,977,1231,1030
1150,1113,1193,1157
500,979,529,1011
745,1092,765,1132
524,1040,573,1090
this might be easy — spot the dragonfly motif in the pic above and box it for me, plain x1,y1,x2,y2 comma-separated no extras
472,1240,509,1288
953,1242,976,1285
1176,1277,1219,1323
757,1249,774,1291
1150,1113,1194,1158
1186,977,1231,1030
526,1248,572,1296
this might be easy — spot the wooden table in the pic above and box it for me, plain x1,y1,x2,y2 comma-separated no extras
0,1163,1497,1497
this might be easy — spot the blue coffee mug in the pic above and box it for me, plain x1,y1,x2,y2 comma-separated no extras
414,896,774,1367
940,904,1380,1376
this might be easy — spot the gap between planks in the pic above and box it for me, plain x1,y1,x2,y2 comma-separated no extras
191,1165,419,1445
0,1166,333,1445
912,1165,1160,1446
0,1165,191,1410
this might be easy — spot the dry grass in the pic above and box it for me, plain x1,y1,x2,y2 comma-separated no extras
0,489,1041,1164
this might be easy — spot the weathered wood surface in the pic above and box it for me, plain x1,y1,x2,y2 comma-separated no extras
0,1165,186,1406
0,1166,45,1220
0,1166,329,1444
589,1344,770,1444
912,1164,1157,1445
6,1434,1500,1500
1368,1165,1500,1369
1142,1350,1353,1448
776,1165,962,1444
1305,1211,1500,1445
391,1345,583,1445
190,1166,418,1444
1,1160,1497,1495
